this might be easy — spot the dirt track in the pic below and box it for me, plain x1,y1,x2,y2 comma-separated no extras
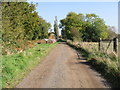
17,43,110,88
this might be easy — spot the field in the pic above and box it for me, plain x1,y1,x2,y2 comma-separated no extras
78,41,114,54
2,43,58,88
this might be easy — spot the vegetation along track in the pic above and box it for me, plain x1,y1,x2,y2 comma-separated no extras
16,43,110,88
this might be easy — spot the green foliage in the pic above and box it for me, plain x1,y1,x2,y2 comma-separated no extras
54,16,59,39
60,12,109,42
107,26,117,39
2,43,57,88
70,27,82,41
2,2,51,54
82,15,109,41
60,12,84,41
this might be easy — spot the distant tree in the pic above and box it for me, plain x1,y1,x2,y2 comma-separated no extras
54,16,59,39
82,14,109,41
107,26,117,39
61,28,67,39
60,12,84,41
60,12,109,42
70,27,82,41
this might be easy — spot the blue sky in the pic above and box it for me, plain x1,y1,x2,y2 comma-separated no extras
30,2,118,34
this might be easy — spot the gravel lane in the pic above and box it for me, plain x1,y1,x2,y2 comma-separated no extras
16,43,110,88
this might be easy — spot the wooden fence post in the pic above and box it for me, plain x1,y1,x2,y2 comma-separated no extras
113,37,118,53
98,38,101,51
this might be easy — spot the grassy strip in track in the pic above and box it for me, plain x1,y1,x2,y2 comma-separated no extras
2,43,58,88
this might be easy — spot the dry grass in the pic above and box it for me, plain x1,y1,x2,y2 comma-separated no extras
79,41,115,54
67,41,120,88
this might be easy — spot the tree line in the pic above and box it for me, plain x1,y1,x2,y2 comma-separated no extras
60,12,117,42
2,2,51,54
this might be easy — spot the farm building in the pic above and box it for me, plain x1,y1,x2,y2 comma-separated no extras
48,32,56,39
36,40,41,44
40,39,48,44
47,39,56,44
36,38,56,44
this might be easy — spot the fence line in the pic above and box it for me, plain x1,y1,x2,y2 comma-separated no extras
67,37,118,55
99,37,118,54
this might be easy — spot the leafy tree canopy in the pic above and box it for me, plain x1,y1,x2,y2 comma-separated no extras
2,2,51,53
60,12,109,42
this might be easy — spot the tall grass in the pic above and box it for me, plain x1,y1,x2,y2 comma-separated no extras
67,41,120,88
2,43,58,88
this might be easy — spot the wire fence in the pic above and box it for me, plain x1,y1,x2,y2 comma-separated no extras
70,37,119,56
99,37,118,55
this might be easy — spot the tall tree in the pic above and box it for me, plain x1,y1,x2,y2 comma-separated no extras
82,14,109,41
60,12,84,41
107,26,117,39
60,12,109,42
54,16,59,39
2,2,51,54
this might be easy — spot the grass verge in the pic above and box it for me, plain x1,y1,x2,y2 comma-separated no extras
2,43,58,88
67,42,120,88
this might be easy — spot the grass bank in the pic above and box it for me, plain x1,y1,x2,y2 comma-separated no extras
67,42,120,88
2,43,58,88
